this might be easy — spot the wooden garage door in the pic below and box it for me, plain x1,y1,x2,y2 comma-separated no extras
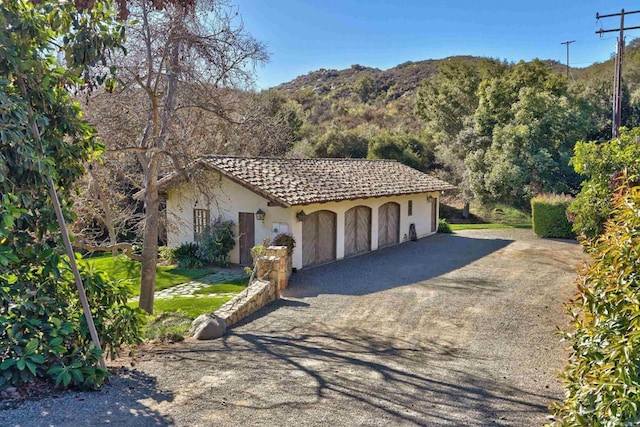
302,210,337,267
345,206,371,257
378,202,400,248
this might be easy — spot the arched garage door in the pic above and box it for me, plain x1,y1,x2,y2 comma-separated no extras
302,210,337,267
344,206,371,257
378,202,400,248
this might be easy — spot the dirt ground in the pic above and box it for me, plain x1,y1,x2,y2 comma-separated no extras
0,229,585,426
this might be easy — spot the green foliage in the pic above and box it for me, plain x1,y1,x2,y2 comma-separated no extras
469,61,589,206
416,58,503,143
475,60,566,135
158,246,174,265
0,0,134,391
0,261,145,389
568,128,640,239
312,128,369,158
196,218,235,266
0,0,122,230
552,183,640,426
172,243,203,269
244,245,266,276
570,78,639,142
272,233,296,256
437,218,453,234
353,74,377,103
170,219,235,269
435,123,491,202
572,39,640,134
531,194,574,239
367,131,433,171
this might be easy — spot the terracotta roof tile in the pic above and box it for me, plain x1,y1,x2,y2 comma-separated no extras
189,156,455,206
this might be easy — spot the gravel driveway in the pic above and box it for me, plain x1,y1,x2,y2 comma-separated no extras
1,229,584,426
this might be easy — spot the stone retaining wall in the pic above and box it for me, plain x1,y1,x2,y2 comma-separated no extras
215,278,278,327
211,245,291,329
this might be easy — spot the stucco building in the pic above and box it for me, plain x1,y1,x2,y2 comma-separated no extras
160,156,455,270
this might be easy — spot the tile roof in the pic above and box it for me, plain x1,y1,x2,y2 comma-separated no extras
161,156,456,207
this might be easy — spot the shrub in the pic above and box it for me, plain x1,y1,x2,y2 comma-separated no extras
0,260,145,390
272,233,296,256
171,219,235,268
531,194,574,239
245,245,266,277
196,218,235,266
437,218,453,234
552,182,640,425
568,128,640,239
172,242,203,269
158,246,174,265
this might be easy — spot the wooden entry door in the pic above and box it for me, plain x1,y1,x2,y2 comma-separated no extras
238,212,255,266
344,206,371,257
378,202,400,248
302,210,336,267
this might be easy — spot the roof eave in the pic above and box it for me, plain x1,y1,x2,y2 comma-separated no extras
145,159,291,208
288,186,457,206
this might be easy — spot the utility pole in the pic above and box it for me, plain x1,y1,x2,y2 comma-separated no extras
561,40,575,81
596,9,640,138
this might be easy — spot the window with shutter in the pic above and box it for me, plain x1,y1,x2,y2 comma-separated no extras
193,208,210,241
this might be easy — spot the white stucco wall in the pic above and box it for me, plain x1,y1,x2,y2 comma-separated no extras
165,172,293,265
165,173,441,270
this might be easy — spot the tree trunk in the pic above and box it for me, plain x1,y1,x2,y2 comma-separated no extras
138,154,159,314
138,15,178,314
462,201,470,219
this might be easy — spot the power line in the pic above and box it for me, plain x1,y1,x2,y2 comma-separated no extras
596,8,640,138
560,40,575,81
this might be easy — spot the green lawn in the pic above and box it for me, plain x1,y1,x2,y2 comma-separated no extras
152,295,233,318
81,254,212,295
192,279,249,295
450,223,532,231
442,202,533,229
83,254,246,341
470,203,532,225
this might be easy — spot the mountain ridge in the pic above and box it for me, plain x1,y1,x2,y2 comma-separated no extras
272,42,639,98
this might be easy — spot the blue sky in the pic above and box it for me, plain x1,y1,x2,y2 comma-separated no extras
233,1,640,89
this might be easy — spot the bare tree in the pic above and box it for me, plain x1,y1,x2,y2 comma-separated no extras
71,161,144,259
84,0,268,313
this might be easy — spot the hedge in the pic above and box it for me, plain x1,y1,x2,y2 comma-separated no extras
531,194,575,239
551,183,640,425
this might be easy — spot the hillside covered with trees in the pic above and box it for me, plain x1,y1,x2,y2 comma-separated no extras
259,40,640,212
